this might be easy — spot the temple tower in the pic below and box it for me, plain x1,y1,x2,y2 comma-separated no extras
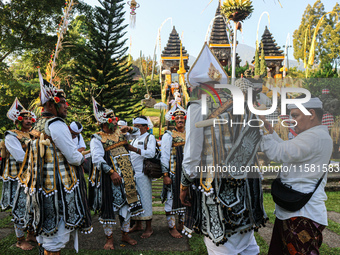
161,26,189,76
209,2,241,68
257,26,284,77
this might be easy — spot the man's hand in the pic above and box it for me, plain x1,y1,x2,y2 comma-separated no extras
163,176,172,185
180,189,191,207
110,171,122,186
78,147,85,153
258,115,273,134
125,144,135,151
120,125,131,133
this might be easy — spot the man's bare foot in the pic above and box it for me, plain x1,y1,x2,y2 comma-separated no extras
16,240,34,250
104,236,114,250
122,233,137,245
141,229,153,239
130,224,143,233
169,227,182,238
26,232,37,243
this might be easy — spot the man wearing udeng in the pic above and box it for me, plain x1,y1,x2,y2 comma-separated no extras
260,96,333,254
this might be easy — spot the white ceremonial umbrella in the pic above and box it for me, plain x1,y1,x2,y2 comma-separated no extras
153,102,167,110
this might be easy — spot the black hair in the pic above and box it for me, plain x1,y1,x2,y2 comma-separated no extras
75,121,83,130
308,108,323,122
292,95,323,121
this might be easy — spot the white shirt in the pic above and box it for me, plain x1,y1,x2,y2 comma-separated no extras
72,133,86,150
182,101,204,180
49,121,84,166
261,125,333,225
160,132,172,171
161,130,185,172
90,129,140,170
5,133,25,162
130,132,156,178
90,138,106,168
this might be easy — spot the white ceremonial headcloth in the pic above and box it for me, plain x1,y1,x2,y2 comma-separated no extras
117,120,127,126
287,97,323,110
133,117,149,125
70,121,83,133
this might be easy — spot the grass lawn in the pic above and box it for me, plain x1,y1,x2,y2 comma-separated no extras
2,165,340,253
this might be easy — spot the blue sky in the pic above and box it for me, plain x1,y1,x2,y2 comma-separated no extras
86,0,337,62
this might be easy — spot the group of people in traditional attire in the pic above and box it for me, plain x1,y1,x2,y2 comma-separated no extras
0,44,334,255
0,68,189,254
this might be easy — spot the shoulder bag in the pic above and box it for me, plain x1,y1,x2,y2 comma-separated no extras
142,134,162,178
271,171,326,212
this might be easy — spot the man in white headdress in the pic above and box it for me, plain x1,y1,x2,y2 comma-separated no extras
90,97,143,250
128,116,156,239
117,120,128,127
161,104,187,239
69,121,86,152
26,70,92,255
259,95,333,254
0,98,36,250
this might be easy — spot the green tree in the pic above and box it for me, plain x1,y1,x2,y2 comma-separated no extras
293,1,340,66
321,4,340,66
71,0,143,135
131,75,161,99
304,63,338,99
224,62,249,78
0,75,40,135
254,47,260,76
287,67,305,78
293,1,325,64
260,43,267,76
0,0,65,64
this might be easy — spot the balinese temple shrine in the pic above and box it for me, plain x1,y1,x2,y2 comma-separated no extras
161,26,190,81
209,2,241,67
257,26,284,78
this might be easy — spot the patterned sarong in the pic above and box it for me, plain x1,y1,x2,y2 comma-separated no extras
268,217,325,255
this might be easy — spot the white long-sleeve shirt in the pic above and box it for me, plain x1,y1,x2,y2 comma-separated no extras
91,129,140,171
90,138,107,168
72,133,86,150
130,132,156,178
160,132,172,173
49,121,83,166
5,133,26,163
261,125,333,225
182,101,204,180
